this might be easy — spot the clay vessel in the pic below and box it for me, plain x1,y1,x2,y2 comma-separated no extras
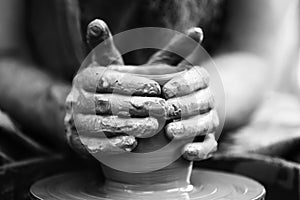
101,68,194,194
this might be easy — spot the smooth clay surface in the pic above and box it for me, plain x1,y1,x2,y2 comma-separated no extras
30,169,266,200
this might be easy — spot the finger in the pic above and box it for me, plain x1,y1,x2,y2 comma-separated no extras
147,27,203,66
67,129,91,156
108,64,187,85
80,135,137,154
86,19,124,65
165,110,219,140
75,67,161,96
163,66,209,99
108,64,182,75
75,92,167,118
182,134,218,161
65,108,137,154
74,114,159,138
166,88,215,119
64,110,90,156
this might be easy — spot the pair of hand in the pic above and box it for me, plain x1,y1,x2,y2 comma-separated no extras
64,19,219,161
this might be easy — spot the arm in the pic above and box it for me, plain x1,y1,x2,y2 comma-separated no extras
209,0,294,130
0,0,71,148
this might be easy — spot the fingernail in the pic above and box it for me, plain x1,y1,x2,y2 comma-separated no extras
186,27,204,43
183,144,198,160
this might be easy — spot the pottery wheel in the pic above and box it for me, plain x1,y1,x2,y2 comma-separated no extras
30,169,265,200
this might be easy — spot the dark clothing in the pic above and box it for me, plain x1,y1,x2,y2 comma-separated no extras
26,0,225,82
26,0,83,81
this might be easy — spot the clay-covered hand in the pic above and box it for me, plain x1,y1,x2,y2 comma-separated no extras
163,67,219,161
148,27,219,161
64,20,164,155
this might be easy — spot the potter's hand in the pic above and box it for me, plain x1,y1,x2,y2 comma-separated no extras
163,67,219,161
64,20,163,155
66,67,164,155
148,27,219,161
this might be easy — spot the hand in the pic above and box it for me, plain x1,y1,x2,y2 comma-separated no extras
147,27,219,161
65,19,219,161
163,67,219,161
65,20,165,155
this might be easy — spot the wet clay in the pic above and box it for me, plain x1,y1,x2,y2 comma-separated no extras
39,69,265,199
30,170,266,200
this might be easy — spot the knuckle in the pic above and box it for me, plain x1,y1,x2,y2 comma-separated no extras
73,71,84,85
183,144,204,161
70,135,89,155
198,88,214,108
84,136,137,154
130,97,167,117
119,135,138,151
166,100,182,119
194,66,210,82
165,121,184,139
132,117,159,138
65,100,72,111
211,110,219,128
65,117,90,156
204,110,219,132
65,91,75,104
206,134,218,153
207,90,216,109
182,134,218,160
162,67,211,99
211,141,218,152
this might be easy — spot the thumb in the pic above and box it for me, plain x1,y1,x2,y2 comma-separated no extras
86,19,124,66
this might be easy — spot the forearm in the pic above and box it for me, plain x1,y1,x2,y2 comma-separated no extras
206,52,270,130
0,57,71,148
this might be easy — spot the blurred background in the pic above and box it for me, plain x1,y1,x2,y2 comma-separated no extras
0,0,299,199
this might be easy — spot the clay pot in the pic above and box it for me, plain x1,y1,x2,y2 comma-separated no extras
101,68,193,191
